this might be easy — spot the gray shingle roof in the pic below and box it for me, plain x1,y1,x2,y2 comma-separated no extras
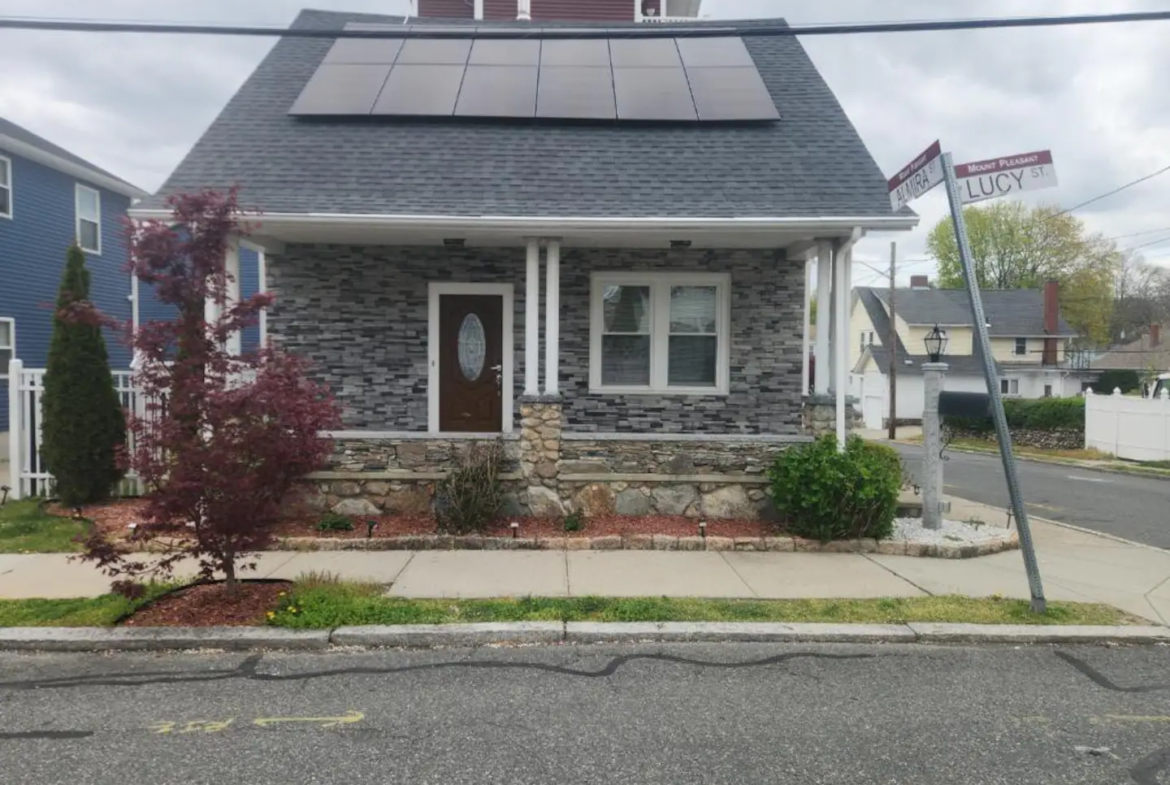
870,287,1077,337
139,10,898,218
0,117,142,193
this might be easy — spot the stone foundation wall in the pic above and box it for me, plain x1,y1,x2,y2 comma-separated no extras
802,395,862,438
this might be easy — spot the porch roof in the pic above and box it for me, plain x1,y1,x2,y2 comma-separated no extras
133,9,911,230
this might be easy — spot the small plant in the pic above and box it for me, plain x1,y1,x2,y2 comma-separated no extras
434,440,505,534
767,435,902,543
316,513,354,532
563,508,585,533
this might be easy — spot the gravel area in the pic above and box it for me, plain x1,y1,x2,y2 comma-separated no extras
892,517,1013,546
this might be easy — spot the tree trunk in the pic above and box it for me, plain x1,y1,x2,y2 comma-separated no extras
223,550,237,595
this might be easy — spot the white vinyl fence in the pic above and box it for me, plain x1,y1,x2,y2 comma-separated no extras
1084,388,1170,461
6,359,143,499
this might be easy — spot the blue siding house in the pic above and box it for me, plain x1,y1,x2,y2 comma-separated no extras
0,117,147,431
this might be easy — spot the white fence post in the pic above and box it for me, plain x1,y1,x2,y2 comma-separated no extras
6,359,19,499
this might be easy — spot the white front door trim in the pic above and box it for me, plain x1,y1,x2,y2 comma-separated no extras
427,282,515,434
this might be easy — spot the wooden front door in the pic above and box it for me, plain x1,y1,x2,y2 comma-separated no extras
438,294,505,433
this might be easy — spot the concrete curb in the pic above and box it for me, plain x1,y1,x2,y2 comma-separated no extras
2,622,1168,651
331,622,563,648
0,627,331,652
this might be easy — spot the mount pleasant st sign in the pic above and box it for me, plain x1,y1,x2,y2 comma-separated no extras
888,140,944,211
954,150,1058,204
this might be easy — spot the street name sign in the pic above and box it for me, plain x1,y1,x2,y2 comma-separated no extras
888,140,944,211
954,150,1058,204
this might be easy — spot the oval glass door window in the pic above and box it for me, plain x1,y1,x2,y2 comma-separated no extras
458,313,487,381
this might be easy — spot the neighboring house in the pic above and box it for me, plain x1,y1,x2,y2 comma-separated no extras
1090,324,1170,384
129,10,915,518
0,117,147,431
417,0,702,23
850,277,1090,429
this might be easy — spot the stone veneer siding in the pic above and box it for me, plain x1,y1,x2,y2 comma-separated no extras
267,245,804,434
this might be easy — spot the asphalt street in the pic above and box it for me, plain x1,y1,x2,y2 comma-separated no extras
2,643,1170,784
893,443,1170,550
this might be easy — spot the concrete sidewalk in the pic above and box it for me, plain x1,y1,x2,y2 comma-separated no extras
2,499,1168,624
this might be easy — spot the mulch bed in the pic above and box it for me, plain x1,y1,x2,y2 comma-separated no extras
56,499,772,546
122,581,289,627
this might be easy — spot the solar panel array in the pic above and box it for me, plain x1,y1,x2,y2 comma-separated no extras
290,27,779,122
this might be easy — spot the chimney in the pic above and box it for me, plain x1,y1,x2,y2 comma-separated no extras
1042,279,1059,365
909,275,929,289
517,0,531,20
1152,324,1162,348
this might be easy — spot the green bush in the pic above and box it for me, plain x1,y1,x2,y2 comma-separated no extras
767,435,902,543
316,513,354,532
1092,370,1140,395
434,440,505,534
563,509,585,533
943,396,1084,434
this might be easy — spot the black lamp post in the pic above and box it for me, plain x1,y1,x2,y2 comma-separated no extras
924,324,948,363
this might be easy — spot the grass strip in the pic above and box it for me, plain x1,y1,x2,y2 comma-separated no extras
0,500,89,554
270,581,1135,628
0,584,173,627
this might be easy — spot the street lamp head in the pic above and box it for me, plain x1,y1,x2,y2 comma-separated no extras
924,324,948,363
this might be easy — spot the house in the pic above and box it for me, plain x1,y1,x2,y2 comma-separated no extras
417,0,703,23
849,276,1090,429
128,9,916,518
1089,324,1170,387
0,117,147,432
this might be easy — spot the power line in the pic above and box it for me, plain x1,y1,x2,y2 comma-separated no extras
2,10,1170,39
1054,163,1170,217
1126,235,1170,253
1104,226,1170,242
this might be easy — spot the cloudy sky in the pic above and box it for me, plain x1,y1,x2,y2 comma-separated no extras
3,0,1169,282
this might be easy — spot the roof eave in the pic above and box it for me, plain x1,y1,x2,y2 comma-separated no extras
127,209,919,234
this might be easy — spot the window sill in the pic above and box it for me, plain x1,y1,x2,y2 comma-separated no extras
589,385,728,397
79,248,102,256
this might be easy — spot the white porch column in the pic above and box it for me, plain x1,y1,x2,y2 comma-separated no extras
7,358,22,500
834,242,850,449
525,239,541,396
801,258,812,396
814,241,832,395
257,251,268,347
544,239,561,396
225,238,241,356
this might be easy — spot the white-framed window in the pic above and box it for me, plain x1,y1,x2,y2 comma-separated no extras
0,155,11,219
75,184,101,254
1000,378,1020,396
1014,337,1027,356
0,318,14,369
589,271,731,395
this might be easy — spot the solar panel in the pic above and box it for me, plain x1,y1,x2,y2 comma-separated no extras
469,38,541,66
675,36,756,68
396,38,473,65
289,64,392,115
372,64,466,116
608,38,681,68
613,67,696,121
686,66,779,121
536,66,616,120
539,38,611,67
455,66,538,118
324,37,403,65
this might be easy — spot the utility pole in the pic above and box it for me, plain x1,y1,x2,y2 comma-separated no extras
887,242,898,440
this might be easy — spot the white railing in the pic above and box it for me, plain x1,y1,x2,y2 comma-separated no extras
6,359,143,499
1084,387,1170,461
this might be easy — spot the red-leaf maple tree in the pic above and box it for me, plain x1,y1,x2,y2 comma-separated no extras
82,189,340,593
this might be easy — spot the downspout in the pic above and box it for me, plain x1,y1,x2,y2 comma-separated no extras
518,0,531,21
474,0,484,19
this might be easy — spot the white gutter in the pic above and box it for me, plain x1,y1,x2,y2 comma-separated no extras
0,134,148,200
126,209,920,233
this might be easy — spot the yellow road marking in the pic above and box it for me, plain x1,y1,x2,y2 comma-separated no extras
253,711,364,729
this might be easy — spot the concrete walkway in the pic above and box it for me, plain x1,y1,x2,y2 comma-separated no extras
3,498,1168,624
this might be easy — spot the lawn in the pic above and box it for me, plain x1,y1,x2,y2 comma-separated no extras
268,579,1133,628
0,584,172,627
0,499,89,553
903,436,1119,464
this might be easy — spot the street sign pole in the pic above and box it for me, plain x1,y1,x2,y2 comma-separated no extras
940,151,1047,613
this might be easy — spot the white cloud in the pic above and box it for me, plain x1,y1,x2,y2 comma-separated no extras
2,0,1168,274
